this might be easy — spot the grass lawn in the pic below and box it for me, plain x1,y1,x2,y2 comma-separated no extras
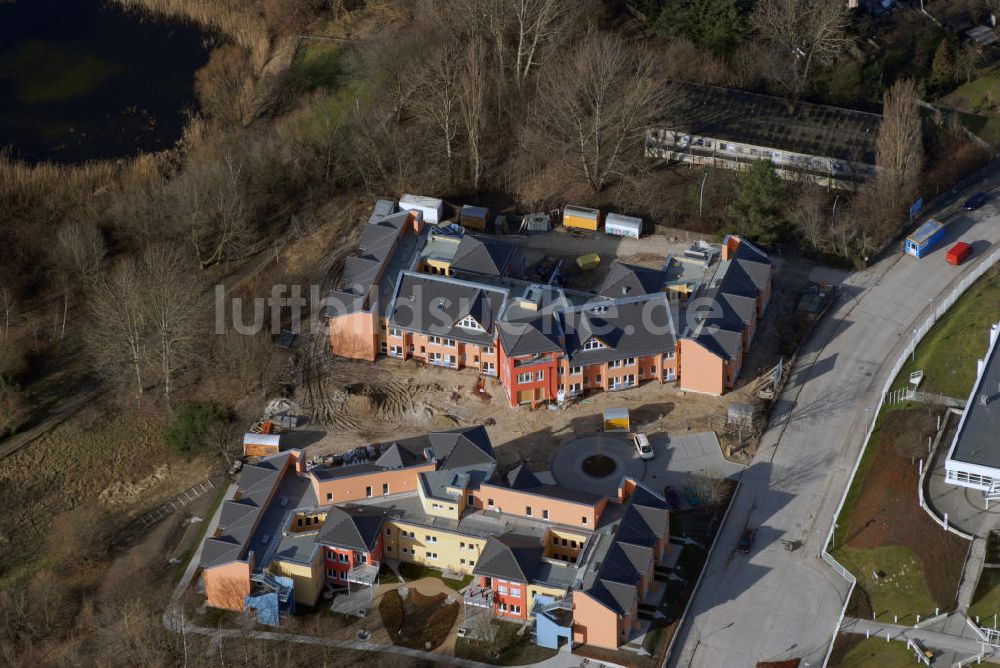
833,637,918,668
455,631,558,666
892,264,1000,399
831,545,938,620
396,562,472,590
969,568,1000,625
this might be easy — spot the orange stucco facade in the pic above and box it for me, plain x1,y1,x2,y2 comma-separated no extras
310,462,437,505
472,484,608,529
327,310,379,361
204,558,253,611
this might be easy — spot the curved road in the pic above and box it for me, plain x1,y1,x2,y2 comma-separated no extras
668,174,1000,667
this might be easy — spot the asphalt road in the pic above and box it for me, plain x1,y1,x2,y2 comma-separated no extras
667,176,1000,667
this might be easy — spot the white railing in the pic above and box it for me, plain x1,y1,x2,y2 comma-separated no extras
820,244,1000,667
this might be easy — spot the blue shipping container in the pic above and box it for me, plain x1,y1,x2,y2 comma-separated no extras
905,219,945,258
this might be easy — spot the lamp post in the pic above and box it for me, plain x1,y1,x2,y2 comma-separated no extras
699,170,709,218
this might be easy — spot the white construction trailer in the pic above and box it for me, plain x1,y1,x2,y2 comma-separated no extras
604,213,643,239
399,194,445,225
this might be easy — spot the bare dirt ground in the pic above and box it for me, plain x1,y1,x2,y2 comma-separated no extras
282,227,848,471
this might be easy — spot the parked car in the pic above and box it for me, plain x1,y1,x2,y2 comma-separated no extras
663,486,682,510
964,192,989,210
737,528,757,554
633,433,653,460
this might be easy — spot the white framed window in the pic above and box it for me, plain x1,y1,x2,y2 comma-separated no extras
498,585,508,595
624,357,636,366
379,341,387,354
569,366,582,375
390,345,404,358
458,315,484,331
510,587,521,597
427,552,438,560
482,362,496,376
665,368,676,381
582,338,605,351
665,351,675,360
339,553,349,562
517,372,532,384
535,370,544,381
482,345,494,354
388,327,403,337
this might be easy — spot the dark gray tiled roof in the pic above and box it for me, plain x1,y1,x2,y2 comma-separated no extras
388,272,507,347
561,295,676,365
598,262,667,298
451,235,516,278
201,452,292,568
317,506,385,552
588,578,638,616
507,464,542,489
375,443,422,469
474,532,544,582
497,317,564,357
660,81,881,164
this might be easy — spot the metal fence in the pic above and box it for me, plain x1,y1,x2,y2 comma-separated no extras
820,245,1000,667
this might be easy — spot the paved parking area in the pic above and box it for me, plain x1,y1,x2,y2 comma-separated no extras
548,431,744,498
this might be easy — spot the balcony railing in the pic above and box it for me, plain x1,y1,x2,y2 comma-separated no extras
464,585,494,608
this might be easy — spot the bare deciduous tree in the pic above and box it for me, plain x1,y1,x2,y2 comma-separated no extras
87,258,147,397
170,158,255,269
458,39,489,191
412,45,461,181
50,221,105,339
141,245,202,405
532,33,662,191
750,0,851,96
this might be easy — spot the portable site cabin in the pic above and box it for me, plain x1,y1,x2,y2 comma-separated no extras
947,241,973,266
400,194,445,225
605,213,642,239
904,219,945,258
522,212,552,235
563,205,601,231
603,407,630,432
460,205,489,231
244,433,282,458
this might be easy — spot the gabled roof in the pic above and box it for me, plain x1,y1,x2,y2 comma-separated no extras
627,480,669,510
587,578,638,616
598,262,666,298
375,443,422,469
201,452,292,568
561,295,676,365
428,425,496,469
507,463,542,489
497,317,563,357
388,272,506,347
451,235,516,277
317,506,385,552
474,533,544,582
615,504,660,548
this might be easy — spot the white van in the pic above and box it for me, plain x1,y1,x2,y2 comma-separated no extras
633,433,653,460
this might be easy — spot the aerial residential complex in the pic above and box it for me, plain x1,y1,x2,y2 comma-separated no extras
645,81,882,189
322,201,773,401
945,322,1000,494
200,426,671,650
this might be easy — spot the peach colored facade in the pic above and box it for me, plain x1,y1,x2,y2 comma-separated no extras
310,462,436,505
386,327,498,376
472,484,608,529
573,590,638,648
327,310,378,361
205,559,253,611
677,339,730,395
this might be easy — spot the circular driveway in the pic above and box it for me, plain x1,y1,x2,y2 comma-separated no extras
549,434,645,498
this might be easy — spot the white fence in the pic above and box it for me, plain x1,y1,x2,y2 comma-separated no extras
820,245,1000,667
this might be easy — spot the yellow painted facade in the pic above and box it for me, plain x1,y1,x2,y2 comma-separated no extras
271,553,324,608
385,519,487,575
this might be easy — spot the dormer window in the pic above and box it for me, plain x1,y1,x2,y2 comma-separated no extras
458,315,484,331
582,338,605,351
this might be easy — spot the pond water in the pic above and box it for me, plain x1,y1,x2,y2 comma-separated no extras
0,0,210,163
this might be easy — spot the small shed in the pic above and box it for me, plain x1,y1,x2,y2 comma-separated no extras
904,219,945,259
603,407,630,432
605,213,642,239
244,433,281,458
399,194,445,225
460,205,489,231
563,205,601,231
522,212,551,235
947,241,973,266
576,253,601,271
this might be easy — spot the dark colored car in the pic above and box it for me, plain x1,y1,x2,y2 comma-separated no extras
964,192,989,210
663,486,682,510
737,528,757,554
569,228,585,239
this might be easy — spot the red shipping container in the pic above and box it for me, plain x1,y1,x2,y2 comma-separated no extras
946,242,972,266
